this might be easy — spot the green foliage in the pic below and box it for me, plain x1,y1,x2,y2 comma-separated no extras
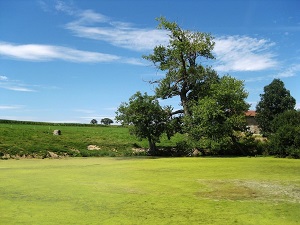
100,118,113,125
184,76,250,154
256,79,296,136
143,17,216,116
269,110,300,158
115,92,170,154
90,119,98,125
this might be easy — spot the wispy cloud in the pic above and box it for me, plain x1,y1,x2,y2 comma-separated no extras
245,64,300,83
0,105,23,110
0,75,36,92
74,109,96,114
0,41,145,65
214,36,278,72
54,0,77,15
0,75,8,80
65,10,169,51
274,64,300,78
0,41,120,63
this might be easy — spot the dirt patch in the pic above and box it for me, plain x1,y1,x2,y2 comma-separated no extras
196,179,300,203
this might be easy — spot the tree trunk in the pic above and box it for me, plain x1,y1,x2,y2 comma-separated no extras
180,90,190,116
148,137,157,155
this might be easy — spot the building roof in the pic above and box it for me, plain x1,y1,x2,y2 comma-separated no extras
245,110,256,117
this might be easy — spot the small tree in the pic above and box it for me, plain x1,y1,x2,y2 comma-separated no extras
256,79,296,136
115,92,169,154
90,119,98,125
184,76,249,154
101,118,113,125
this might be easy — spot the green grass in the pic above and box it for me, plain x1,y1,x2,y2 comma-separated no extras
0,123,183,157
0,157,299,224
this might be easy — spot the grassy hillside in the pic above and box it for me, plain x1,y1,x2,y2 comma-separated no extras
0,123,182,158
0,157,299,224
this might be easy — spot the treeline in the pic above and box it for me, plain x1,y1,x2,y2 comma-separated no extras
0,119,108,127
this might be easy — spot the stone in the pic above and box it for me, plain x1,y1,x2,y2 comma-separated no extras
48,151,59,158
87,145,101,150
192,149,201,156
53,130,61,135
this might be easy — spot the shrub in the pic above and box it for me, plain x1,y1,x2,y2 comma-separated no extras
269,110,300,158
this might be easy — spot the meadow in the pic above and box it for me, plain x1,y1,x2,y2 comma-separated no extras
0,123,182,158
0,157,299,224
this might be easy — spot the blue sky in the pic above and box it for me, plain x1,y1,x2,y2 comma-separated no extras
0,0,299,123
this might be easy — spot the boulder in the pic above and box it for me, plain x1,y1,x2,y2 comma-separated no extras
192,149,201,157
48,151,59,158
53,130,61,135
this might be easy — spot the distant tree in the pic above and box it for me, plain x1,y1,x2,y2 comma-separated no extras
115,92,170,154
90,119,98,125
256,79,296,136
184,76,250,154
101,118,113,125
143,17,216,116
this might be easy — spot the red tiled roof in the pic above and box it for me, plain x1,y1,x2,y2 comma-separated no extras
245,110,256,117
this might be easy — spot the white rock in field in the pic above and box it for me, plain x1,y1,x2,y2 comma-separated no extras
87,145,101,150
53,130,61,135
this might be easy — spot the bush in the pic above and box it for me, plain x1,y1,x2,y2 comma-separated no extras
268,110,300,158
269,125,300,158
175,140,193,156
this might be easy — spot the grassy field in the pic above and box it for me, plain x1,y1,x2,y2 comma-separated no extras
0,157,299,224
0,123,182,158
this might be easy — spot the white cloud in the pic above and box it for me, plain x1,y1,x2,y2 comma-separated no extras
0,42,120,63
214,36,278,72
274,64,300,78
65,10,169,51
245,64,300,83
0,75,8,80
0,105,23,110
5,86,35,92
74,109,96,114
0,75,36,92
0,42,144,65
55,0,77,15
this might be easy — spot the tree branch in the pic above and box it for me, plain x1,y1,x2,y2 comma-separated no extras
171,109,184,115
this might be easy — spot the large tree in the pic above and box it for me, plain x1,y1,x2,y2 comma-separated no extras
115,92,170,154
256,79,296,136
184,76,250,153
143,17,216,116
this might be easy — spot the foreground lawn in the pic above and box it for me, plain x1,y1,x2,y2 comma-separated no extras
0,157,299,224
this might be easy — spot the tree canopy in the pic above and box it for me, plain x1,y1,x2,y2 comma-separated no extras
115,92,170,154
101,118,113,125
184,76,249,153
256,79,296,136
90,119,98,125
143,17,216,116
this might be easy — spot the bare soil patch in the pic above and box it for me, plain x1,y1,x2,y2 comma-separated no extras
196,179,300,203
